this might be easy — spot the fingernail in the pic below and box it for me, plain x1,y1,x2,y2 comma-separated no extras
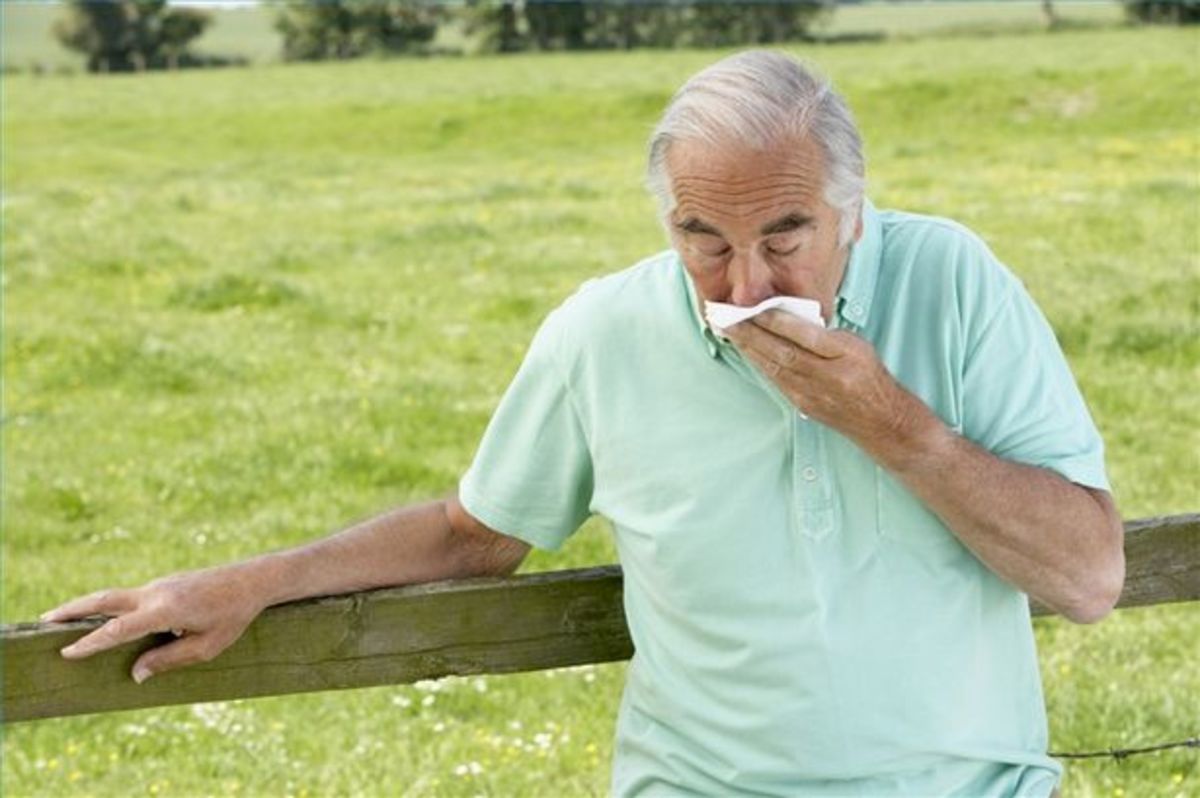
60,644,78,658
132,664,153,684
40,610,58,622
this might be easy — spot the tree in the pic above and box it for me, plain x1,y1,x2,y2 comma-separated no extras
525,0,588,50
462,1,524,53
274,1,442,62
686,1,832,47
464,0,835,54
52,0,212,73
160,7,213,69
1121,0,1200,24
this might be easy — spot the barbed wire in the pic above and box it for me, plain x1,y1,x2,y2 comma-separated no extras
1050,737,1199,761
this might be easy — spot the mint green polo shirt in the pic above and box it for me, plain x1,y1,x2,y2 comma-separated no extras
460,200,1108,797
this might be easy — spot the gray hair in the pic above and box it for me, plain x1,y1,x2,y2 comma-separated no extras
646,50,866,246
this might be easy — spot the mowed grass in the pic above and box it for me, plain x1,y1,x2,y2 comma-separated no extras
3,26,1198,798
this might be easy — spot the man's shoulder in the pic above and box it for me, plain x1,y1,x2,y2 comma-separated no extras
550,249,685,335
563,249,680,306
874,206,1020,303
878,207,994,263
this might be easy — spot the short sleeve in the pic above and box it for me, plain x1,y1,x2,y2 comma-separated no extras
961,278,1110,491
458,308,594,551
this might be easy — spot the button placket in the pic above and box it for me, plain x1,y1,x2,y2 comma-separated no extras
717,342,837,540
792,414,836,540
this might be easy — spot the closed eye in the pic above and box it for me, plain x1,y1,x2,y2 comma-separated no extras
690,234,731,258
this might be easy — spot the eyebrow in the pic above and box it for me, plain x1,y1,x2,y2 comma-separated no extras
675,217,723,236
759,213,813,236
673,213,814,237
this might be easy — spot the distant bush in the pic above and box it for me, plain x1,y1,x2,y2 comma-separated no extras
52,0,214,73
684,2,831,46
274,1,443,61
465,0,835,53
1121,0,1199,23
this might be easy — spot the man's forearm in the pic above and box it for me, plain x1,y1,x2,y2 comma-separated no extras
248,501,468,608
869,396,1125,623
44,496,529,681
725,313,1125,623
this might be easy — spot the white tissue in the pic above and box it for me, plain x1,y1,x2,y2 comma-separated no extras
704,296,824,333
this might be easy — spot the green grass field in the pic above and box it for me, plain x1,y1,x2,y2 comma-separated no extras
3,22,1198,798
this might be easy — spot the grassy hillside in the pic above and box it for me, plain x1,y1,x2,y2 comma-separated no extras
3,25,1197,798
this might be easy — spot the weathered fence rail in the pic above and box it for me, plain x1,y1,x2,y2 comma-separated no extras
4,513,1197,723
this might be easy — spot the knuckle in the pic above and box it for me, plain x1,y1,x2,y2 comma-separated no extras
103,617,126,639
144,591,173,615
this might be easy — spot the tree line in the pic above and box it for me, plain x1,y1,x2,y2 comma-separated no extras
53,0,1197,74
55,0,836,71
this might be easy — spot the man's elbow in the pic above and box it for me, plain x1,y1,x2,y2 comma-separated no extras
1061,580,1121,624
444,494,531,579
1063,531,1126,624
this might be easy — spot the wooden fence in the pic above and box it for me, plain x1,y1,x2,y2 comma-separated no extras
4,513,1197,723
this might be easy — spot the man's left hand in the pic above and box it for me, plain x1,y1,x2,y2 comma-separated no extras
725,309,926,455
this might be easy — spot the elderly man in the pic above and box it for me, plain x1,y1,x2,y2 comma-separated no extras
45,51,1122,796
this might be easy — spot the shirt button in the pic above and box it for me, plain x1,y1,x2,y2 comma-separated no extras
801,466,819,482
849,301,865,318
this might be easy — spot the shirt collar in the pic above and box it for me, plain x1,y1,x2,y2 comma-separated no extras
834,198,882,331
676,197,882,357
678,256,723,358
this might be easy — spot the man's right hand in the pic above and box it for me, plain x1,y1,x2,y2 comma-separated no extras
41,563,267,684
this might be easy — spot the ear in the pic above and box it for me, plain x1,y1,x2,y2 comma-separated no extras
853,209,864,243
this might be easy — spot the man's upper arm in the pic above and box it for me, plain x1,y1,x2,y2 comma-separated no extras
457,305,595,552
960,268,1110,492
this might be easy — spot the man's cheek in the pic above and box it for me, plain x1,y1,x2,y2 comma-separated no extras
690,270,729,303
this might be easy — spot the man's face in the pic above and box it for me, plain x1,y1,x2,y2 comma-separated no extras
665,137,859,321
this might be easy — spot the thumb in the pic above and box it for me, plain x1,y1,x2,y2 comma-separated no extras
130,633,218,684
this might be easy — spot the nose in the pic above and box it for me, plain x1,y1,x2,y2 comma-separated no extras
728,249,776,307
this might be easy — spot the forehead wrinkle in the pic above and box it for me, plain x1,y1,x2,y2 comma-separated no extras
673,180,822,204
675,193,822,216
672,184,820,205
675,198,812,223
673,186,821,216
742,202,820,221
671,175,822,198
671,168,822,187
